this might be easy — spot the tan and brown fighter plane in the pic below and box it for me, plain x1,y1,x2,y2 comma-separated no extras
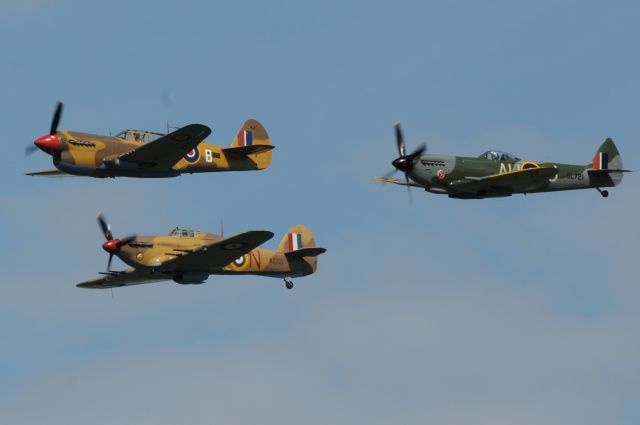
26,101,274,178
77,213,326,289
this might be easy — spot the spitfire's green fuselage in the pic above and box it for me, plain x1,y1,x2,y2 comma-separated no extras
399,138,626,199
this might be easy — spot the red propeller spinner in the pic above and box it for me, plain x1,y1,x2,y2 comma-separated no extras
27,100,63,156
33,134,61,154
102,239,122,254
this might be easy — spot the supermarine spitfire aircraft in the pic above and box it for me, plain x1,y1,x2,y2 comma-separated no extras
26,101,274,178
377,123,629,199
77,213,326,290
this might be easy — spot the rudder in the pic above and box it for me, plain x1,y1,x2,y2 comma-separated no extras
230,119,273,169
277,224,317,253
591,138,624,186
277,225,324,273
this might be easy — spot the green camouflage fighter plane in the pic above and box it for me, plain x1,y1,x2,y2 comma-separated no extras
26,101,274,178
376,123,630,199
77,213,326,290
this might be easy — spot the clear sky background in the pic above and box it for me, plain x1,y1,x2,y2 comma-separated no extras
1,0,638,423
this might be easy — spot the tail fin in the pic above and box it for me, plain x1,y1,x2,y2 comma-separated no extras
590,138,625,186
225,119,273,169
277,224,326,273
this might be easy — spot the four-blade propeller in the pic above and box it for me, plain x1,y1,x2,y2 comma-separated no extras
97,212,136,272
27,101,64,156
382,122,426,200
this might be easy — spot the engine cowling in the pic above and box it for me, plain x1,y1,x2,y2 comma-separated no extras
173,272,209,285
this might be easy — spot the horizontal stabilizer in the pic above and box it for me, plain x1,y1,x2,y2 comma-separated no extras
285,247,327,258
222,144,275,157
25,169,73,177
588,168,632,175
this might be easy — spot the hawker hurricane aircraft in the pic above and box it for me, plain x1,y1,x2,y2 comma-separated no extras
377,123,629,199
77,213,326,289
26,101,274,178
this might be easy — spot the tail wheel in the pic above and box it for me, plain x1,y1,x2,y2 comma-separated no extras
284,277,294,290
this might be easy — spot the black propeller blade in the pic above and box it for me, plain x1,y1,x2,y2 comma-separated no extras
119,235,137,246
25,145,39,156
394,122,405,157
388,122,427,202
50,101,63,136
96,212,113,241
106,253,114,272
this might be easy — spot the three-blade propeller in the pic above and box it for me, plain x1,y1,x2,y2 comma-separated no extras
27,101,64,156
383,122,426,200
97,212,136,273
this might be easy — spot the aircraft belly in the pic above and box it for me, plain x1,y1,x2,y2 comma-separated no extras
55,161,179,178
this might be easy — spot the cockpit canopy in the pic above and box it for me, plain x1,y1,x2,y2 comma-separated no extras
114,129,164,143
478,150,521,162
169,227,201,238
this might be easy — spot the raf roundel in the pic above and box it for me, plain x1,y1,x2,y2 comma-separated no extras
184,147,200,164
229,254,249,271
437,169,446,179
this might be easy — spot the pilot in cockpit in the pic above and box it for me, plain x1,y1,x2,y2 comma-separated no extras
480,150,520,161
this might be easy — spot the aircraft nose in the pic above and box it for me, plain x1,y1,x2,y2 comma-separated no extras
34,134,61,153
392,157,411,172
102,239,121,254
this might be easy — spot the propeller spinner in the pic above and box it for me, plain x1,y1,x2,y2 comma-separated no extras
383,122,426,199
96,212,136,272
27,101,64,156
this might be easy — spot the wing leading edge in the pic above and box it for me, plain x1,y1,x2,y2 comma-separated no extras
77,268,167,289
450,166,558,194
170,230,274,271
117,124,211,169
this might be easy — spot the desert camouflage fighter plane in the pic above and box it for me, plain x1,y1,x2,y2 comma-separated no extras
377,123,629,199
26,101,273,178
77,213,326,290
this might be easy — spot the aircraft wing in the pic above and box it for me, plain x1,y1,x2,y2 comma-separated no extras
374,177,424,188
25,169,73,177
117,124,211,169
450,166,559,193
77,268,167,289
169,231,274,271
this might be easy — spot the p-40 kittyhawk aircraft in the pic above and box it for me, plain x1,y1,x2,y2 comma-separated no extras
77,213,326,290
377,123,630,199
26,101,274,178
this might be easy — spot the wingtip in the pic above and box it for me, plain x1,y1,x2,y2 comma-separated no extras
375,177,398,183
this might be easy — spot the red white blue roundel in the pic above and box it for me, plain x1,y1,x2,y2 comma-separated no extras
229,254,249,271
184,148,200,164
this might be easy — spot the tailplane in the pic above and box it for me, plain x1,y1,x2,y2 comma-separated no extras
589,138,629,186
277,224,326,272
222,119,273,169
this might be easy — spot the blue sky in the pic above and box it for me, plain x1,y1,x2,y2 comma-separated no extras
1,0,639,423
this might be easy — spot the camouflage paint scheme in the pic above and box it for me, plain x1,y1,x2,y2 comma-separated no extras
378,124,628,199
29,116,273,178
78,222,325,289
